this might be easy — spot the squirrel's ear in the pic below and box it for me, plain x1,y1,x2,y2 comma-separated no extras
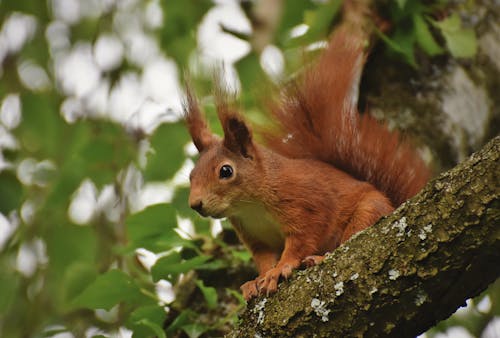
221,114,255,159
184,86,214,152
213,79,255,158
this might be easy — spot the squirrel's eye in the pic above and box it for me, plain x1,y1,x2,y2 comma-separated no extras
219,165,233,179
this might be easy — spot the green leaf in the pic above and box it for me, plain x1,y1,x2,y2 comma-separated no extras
231,249,252,262
61,263,98,309
72,270,143,310
128,305,167,338
227,289,246,307
166,310,196,335
151,251,181,275
129,305,166,326
71,18,100,43
21,31,50,66
0,171,23,213
17,93,63,159
134,319,166,338
431,13,477,58
1,0,49,19
152,230,198,252
444,28,477,58
125,203,192,252
195,280,217,309
144,122,190,181
193,215,212,236
0,271,18,314
77,121,137,187
181,323,210,338
197,259,228,271
378,27,417,67
46,225,97,287
126,203,177,243
300,0,342,43
159,0,213,68
413,15,444,56
151,253,210,282
171,187,192,217
388,0,425,22
234,52,264,101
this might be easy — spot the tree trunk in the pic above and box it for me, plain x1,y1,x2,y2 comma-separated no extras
228,136,500,338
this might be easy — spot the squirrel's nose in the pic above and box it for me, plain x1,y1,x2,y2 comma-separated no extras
190,200,204,214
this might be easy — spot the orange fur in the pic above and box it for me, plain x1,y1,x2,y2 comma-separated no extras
262,27,429,206
185,21,430,300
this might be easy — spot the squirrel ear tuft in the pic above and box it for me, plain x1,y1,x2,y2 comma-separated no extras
214,87,255,159
222,115,255,159
184,86,214,152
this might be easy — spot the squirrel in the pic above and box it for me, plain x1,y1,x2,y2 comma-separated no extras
184,10,431,300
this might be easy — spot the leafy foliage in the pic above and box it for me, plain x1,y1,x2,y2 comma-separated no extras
72,270,144,310
379,0,478,66
144,123,190,181
429,12,477,58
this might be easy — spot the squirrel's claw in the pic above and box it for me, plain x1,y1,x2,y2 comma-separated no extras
302,255,325,267
257,269,279,296
240,280,259,300
241,260,302,300
255,262,298,296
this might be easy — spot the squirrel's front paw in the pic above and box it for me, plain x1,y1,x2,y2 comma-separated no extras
257,268,279,296
240,280,259,300
257,262,297,296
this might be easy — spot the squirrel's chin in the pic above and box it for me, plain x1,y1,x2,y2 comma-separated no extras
195,206,226,218
206,205,231,219
208,210,227,219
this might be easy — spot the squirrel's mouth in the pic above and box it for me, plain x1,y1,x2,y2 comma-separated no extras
195,208,225,219
208,210,226,219
197,209,208,217
192,200,230,219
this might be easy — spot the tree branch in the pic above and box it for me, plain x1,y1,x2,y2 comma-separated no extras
228,136,500,338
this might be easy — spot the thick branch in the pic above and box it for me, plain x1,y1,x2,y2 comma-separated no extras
228,136,500,338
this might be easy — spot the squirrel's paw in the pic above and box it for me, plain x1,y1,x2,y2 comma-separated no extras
257,268,280,296
240,280,259,300
257,262,298,296
302,255,325,267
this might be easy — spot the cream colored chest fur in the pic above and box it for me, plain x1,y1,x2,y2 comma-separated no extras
231,202,285,251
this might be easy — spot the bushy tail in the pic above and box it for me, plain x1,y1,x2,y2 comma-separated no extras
260,26,430,206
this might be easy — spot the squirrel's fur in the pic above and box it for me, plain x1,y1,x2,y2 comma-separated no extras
185,25,430,300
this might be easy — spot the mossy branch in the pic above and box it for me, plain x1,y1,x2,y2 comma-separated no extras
228,136,500,338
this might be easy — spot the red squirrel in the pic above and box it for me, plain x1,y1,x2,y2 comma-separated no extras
184,21,430,300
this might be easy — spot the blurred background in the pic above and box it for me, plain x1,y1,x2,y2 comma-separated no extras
0,0,498,337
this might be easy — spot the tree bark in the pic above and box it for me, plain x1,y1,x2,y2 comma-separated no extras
363,0,500,170
228,136,500,338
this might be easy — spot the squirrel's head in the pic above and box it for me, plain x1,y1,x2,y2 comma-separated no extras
185,88,259,218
